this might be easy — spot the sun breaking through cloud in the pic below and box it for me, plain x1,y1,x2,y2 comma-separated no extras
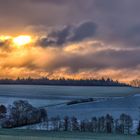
13,35,32,46
0,0,140,84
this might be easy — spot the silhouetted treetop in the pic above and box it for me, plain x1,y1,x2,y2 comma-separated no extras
0,77,129,87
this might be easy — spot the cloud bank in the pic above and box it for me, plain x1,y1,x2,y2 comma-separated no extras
37,21,97,47
0,0,140,83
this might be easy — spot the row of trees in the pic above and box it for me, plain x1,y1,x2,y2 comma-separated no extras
45,114,133,134
0,101,47,128
131,79,140,87
0,105,6,119
0,100,139,134
0,77,128,86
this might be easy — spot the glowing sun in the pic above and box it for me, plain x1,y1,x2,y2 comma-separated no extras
13,35,32,46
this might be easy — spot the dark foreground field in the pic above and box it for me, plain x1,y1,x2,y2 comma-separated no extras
0,129,140,140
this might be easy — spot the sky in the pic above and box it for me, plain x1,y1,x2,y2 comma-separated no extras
0,0,140,83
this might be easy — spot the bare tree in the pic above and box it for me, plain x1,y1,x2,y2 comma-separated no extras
50,116,61,131
131,79,140,87
71,116,79,131
80,120,86,132
137,121,140,135
105,114,114,133
119,114,132,134
91,117,98,133
63,116,70,131
0,105,6,119
98,116,105,133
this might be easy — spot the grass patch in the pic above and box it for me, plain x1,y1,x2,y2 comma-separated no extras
0,129,140,140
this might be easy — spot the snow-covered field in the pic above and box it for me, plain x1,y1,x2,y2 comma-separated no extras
0,129,140,140
0,85,140,135
47,95,140,120
0,96,68,108
0,85,139,98
0,85,140,122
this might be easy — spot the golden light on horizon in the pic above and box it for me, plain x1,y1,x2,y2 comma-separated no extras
13,35,32,46
0,35,11,41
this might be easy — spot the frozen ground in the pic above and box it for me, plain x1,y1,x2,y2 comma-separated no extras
0,85,139,98
0,129,140,140
47,95,140,120
0,96,68,108
0,85,140,121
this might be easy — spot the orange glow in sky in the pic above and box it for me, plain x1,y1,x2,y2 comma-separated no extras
13,35,32,46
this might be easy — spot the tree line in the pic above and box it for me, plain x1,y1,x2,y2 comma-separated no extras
131,79,140,87
0,77,129,86
46,114,135,134
1,100,140,135
0,101,47,128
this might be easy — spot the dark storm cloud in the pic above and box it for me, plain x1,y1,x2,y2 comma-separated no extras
30,0,67,4
68,21,97,42
116,25,140,46
47,49,140,72
1,0,140,80
37,26,71,46
1,0,140,48
37,21,97,47
0,41,5,46
91,0,140,47
0,39,13,52
0,39,11,48
0,0,140,49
